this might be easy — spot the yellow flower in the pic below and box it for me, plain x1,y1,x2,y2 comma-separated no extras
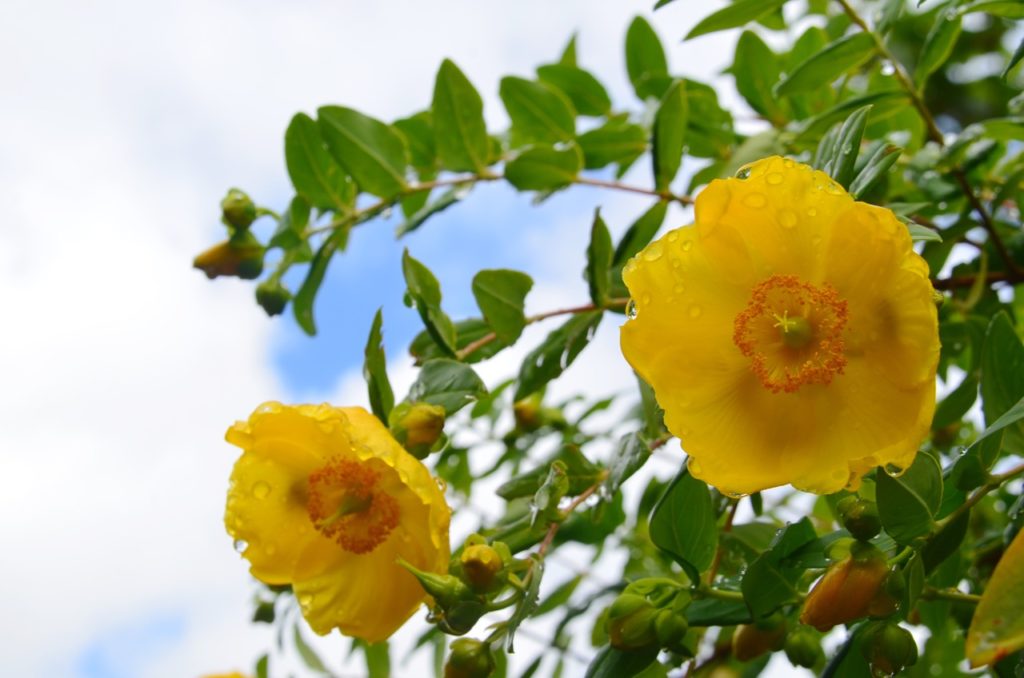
224,402,451,642
620,156,938,495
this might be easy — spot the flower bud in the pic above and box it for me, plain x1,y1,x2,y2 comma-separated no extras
460,544,503,592
731,619,786,661
441,600,488,636
799,545,892,631
221,188,257,230
654,609,689,651
836,496,882,541
783,626,824,669
399,559,470,608
513,398,542,432
607,594,658,650
193,233,264,280
392,402,446,458
444,638,495,678
861,622,918,675
255,279,291,317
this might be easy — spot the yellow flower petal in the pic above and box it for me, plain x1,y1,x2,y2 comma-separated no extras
620,156,939,495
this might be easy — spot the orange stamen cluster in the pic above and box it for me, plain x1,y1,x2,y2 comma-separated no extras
733,275,848,393
307,457,400,554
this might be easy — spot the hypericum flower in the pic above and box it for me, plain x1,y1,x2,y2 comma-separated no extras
224,402,451,642
620,156,939,495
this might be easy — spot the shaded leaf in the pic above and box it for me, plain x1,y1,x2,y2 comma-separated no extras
649,467,717,582
396,187,462,237
472,269,533,344
981,312,1024,455
584,646,658,678
410,318,509,365
402,249,457,355
577,120,647,170
363,309,394,425
775,33,876,96
741,518,817,618
652,80,687,191
515,312,603,400
916,9,962,86
407,358,486,415
876,453,942,544
732,31,787,125
586,209,613,306
293,225,349,335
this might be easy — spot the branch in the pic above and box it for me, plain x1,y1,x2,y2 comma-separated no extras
937,460,1024,530
932,270,1024,290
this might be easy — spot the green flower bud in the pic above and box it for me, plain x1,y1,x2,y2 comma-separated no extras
255,279,291,317
460,544,504,592
861,622,918,676
221,188,257,229
445,638,495,678
607,594,658,650
654,609,689,651
837,496,882,541
731,621,786,661
784,626,824,669
193,233,264,280
441,600,488,636
392,402,446,458
399,559,471,608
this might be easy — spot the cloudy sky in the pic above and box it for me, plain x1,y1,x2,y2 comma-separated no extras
0,1,752,675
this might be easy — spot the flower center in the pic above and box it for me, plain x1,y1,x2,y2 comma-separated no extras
306,457,399,554
733,275,848,393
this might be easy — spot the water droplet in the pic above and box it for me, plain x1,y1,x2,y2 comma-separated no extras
735,166,752,179
807,207,818,217
298,593,314,609
666,231,679,243
783,159,795,168
884,463,905,477
824,181,844,195
880,60,895,76
626,300,638,319
766,172,784,185
642,241,664,262
742,193,767,208
641,293,651,306
673,283,685,295
670,257,681,269
778,209,798,229
688,304,702,318
264,543,277,556
453,184,472,200
233,539,248,553
682,239,693,252
435,477,448,492
252,481,271,500
381,207,394,219
688,458,703,475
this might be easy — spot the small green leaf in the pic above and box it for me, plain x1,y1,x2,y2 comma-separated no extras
922,505,969,573
775,33,876,96
732,31,787,125
396,188,462,237
916,9,962,86
625,17,670,99
1003,37,1024,78
613,201,669,265
432,59,490,173
686,0,789,40
472,269,533,344
577,120,647,170
741,518,817,618
363,309,394,426
499,77,576,145
849,143,901,199
652,80,687,191
497,446,603,500
604,432,651,496
393,111,436,175
586,209,613,306
981,312,1024,455
293,624,329,674
559,34,578,66
318,106,409,199
269,196,311,251
821,105,871,187
961,0,1024,18
410,318,509,365
876,452,943,544
293,225,350,335
402,250,457,355
584,646,658,678
515,311,603,400
906,222,943,242
255,654,269,678
506,557,543,652
407,359,486,415
933,373,979,429
537,64,612,117
285,113,356,212
504,143,583,191
649,467,717,582
685,598,751,626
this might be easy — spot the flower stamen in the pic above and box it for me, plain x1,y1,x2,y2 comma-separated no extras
307,457,399,554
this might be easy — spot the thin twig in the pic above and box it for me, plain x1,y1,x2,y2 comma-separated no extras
573,176,693,206
933,270,1024,290
938,460,1024,530
921,586,982,605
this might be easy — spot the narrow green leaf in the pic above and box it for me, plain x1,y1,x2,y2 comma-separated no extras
362,642,390,678
796,90,906,139
584,646,658,678
652,80,687,191
961,0,1024,18
432,59,490,173
823,105,872,187
649,467,717,582
906,222,943,242
514,311,603,400
363,309,394,426
685,598,751,626
402,249,457,355
876,453,943,544
499,77,576,145
741,518,817,618
255,654,269,678
285,113,356,212
922,505,969,572
318,106,409,199
916,9,962,85
293,624,329,674
686,0,788,40
1002,37,1024,78
535,575,583,616
577,120,647,170
775,33,876,96
396,188,462,237
506,557,543,652
732,31,787,125
293,225,350,335
472,269,533,344
981,312,1024,455
625,17,670,99
849,143,901,199
504,143,583,191
604,432,651,496
537,64,612,117
407,358,486,415
586,209,613,306
559,34,578,66
613,202,669,270
933,373,979,429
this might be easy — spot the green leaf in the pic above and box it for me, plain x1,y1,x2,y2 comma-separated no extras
537,64,612,117
821,105,871,187
685,598,751,626
472,269,533,344
293,225,350,335
637,375,666,439
586,209,613,306
432,59,490,173
506,557,543,652
393,111,436,175
396,187,462,237
876,452,943,544
680,79,735,159
613,201,669,265
741,518,817,618
906,222,943,242
559,34,577,66
968,396,1024,464
584,646,658,678
652,80,687,191
499,77,576,145
497,446,603,499
402,249,457,355
363,309,394,426
535,575,582,616
410,318,509,365
577,120,647,170
981,312,1024,455
407,359,486,415
775,33,876,96
285,113,356,212
514,311,603,400
293,624,329,674
649,467,717,582
1004,37,1024,78
849,143,901,199
796,90,906,139
604,432,651,496
318,106,409,199
360,641,391,678
685,0,788,40
270,195,311,251
732,31,787,125
504,143,583,192
625,17,670,99
966,529,1024,667
922,504,969,573
933,373,979,429
255,654,269,678
961,0,1024,18
916,9,962,86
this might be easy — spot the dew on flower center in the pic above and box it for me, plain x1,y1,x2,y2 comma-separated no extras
306,457,400,554
733,275,848,393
